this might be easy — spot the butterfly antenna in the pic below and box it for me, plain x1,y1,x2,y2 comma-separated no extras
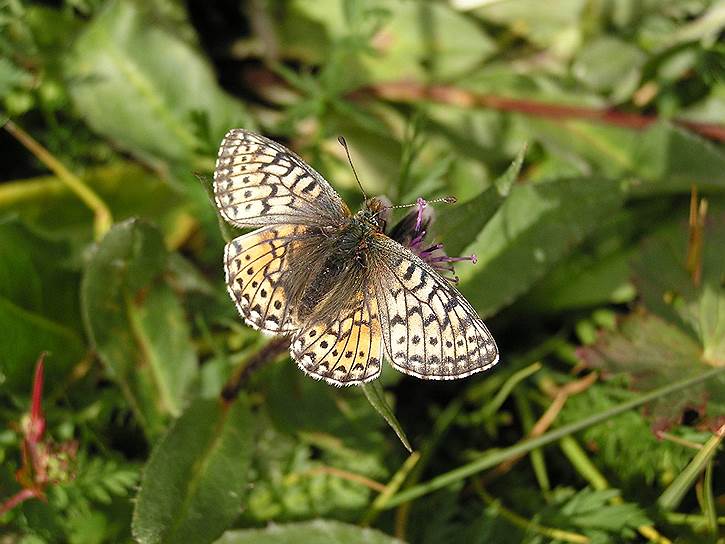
338,136,367,200
389,196,457,209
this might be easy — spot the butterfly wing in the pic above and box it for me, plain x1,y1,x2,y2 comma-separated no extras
371,236,498,379
225,224,315,333
290,295,384,386
214,129,350,227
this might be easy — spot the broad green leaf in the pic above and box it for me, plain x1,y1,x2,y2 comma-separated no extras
65,0,250,165
0,297,84,392
631,122,725,195
468,0,586,54
215,520,403,544
520,201,665,312
292,0,496,82
531,121,725,195
0,162,190,244
362,381,412,452
572,37,645,100
133,396,254,544
458,176,625,317
0,219,83,391
436,144,524,255
81,219,197,436
523,247,634,312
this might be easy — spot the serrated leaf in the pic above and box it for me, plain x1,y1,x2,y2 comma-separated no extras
362,381,412,452
632,210,725,364
580,209,725,426
81,219,197,436
133,396,254,544
547,487,651,539
65,0,250,165
247,364,389,522
458,176,625,317
578,312,725,425
215,519,403,544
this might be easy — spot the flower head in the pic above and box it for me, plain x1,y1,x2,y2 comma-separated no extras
387,197,476,283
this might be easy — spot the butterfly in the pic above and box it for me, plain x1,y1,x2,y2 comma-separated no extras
213,129,499,386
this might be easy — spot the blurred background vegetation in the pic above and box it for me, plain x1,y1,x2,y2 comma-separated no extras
1,0,725,543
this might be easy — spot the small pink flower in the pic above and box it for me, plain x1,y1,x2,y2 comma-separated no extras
388,198,476,283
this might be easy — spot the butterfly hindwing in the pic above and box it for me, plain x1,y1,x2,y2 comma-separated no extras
214,129,349,227
225,225,311,333
291,296,384,386
372,237,498,380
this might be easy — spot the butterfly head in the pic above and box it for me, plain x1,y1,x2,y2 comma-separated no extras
355,197,391,232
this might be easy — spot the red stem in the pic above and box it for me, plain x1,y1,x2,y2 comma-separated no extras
0,488,41,517
354,81,725,142
29,354,46,444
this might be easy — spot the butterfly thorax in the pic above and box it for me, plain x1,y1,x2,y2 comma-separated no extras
283,204,385,326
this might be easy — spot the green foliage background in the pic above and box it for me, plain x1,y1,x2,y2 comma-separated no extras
1,1,724,542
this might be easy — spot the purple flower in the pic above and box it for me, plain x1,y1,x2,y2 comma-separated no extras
388,198,477,283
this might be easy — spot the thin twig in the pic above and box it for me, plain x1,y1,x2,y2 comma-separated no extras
353,81,725,141
360,451,421,526
221,337,290,402
305,466,386,492
484,372,598,481
3,120,113,239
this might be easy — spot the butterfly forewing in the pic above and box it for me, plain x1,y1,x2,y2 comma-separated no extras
291,296,384,386
214,129,349,227
372,236,498,380
224,225,312,333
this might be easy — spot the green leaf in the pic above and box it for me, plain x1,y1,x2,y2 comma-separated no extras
631,122,725,195
657,425,725,511
530,121,725,196
470,0,586,52
247,364,389,522
362,381,412,452
579,209,725,425
523,247,634,312
578,312,725,425
436,144,524,256
215,520,403,544
632,205,725,364
65,0,250,165
547,487,651,539
458,177,625,317
81,219,197,436
0,162,190,246
133,396,254,544
0,218,84,391
559,383,704,484
292,0,496,82
572,37,645,100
